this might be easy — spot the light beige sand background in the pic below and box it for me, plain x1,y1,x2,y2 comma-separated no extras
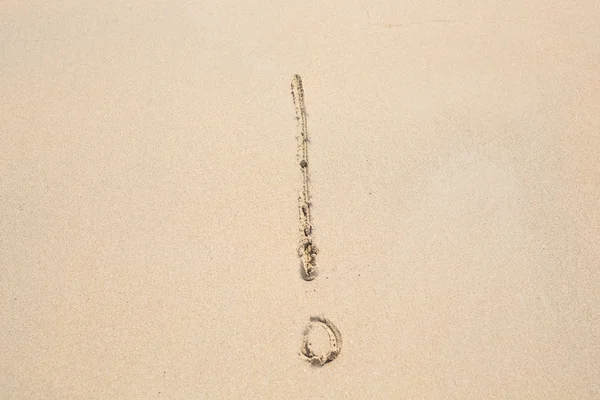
1,0,600,398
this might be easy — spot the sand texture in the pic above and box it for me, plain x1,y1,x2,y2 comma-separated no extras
2,0,600,398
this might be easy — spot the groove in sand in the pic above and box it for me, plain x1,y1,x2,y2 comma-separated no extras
291,74,318,281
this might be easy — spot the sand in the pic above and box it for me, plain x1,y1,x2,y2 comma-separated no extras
1,0,600,398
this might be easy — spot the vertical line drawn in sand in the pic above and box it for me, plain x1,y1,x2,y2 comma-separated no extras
291,74,318,281
300,315,343,366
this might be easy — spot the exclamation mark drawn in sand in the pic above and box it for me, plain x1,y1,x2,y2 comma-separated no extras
291,74,319,281
291,75,342,365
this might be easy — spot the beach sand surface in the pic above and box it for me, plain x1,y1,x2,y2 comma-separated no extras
1,1,599,398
